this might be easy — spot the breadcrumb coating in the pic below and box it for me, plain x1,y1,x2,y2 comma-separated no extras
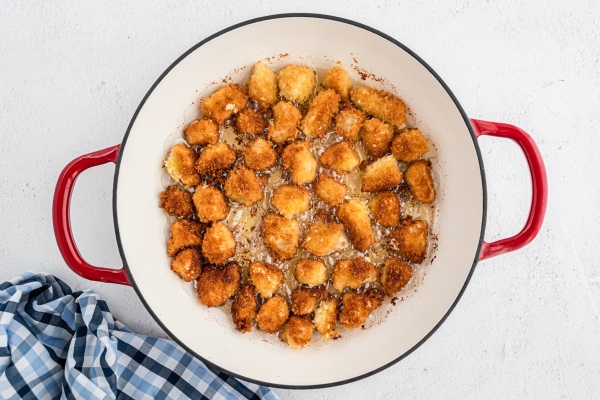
334,106,365,141
369,192,400,227
339,288,385,329
391,128,430,162
197,262,241,307
290,286,328,315
192,184,230,223
281,141,318,185
235,108,267,135
360,118,394,158
183,118,219,146
325,66,353,100
313,296,339,340
279,316,314,349
201,84,248,125
313,173,347,207
294,259,327,287
300,89,340,138
165,144,200,188
159,186,195,217
224,166,263,206
247,62,278,111
256,295,290,334
331,257,377,292
248,261,284,299
277,65,316,103
171,248,202,282
302,220,348,257
380,258,413,296
242,138,277,171
261,214,300,261
319,141,360,174
405,160,436,204
389,218,429,263
336,200,374,252
361,155,402,192
267,101,302,144
201,222,236,265
231,285,258,333
167,219,203,257
350,86,407,128
271,185,310,218
195,142,236,174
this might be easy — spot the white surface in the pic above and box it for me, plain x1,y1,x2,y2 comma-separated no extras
0,1,598,398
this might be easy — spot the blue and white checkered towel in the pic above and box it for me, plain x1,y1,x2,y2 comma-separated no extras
0,272,279,400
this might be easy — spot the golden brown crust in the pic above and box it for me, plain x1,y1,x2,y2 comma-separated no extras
325,66,353,100
331,257,378,292
267,101,302,144
167,219,203,257
165,144,200,188
235,108,267,135
369,192,400,227
183,118,219,146
290,286,328,315
261,214,300,261
231,285,258,333
281,141,317,185
380,258,413,296
224,167,263,206
256,295,290,334
350,86,407,128
313,173,347,207
404,160,436,204
313,296,339,340
271,185,310,218
389,218,429,263
319,141,360,174
277,65,316,103
302,220,348,257
360,118,394,158
201,222,236,265
200,84,248,125
195,142,236,175
333,106,365,141
197,262,241,307
336,200,374,252
159,186,195,217
294,259,327,287
300,89,341,138
391,128,430,162
279,315,314,349
248,261,284,299
171,248,202,282
339,288,385,329
242,138,277,171
247,62,278,111
192,184,230,223
361,155,403,192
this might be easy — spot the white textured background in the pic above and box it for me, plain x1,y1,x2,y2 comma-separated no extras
1,1,599,398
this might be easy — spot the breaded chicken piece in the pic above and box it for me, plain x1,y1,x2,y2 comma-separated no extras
300,89,341,138
224,167,263,206
165,144,200,188
201,222,236,265
192,184,230,223
235,108,267,135
360,118,394,158
159,186,195,217
361,155,403,192
319,141,360,174
389,218,429,263
261,214,300,261
336,200,374,252
195,142,236,175
267,101,302,144
183,118,219,146
231,285,258,333
248,261,284,299
294,259,327,287
171,248,202,282
277,65,316,103
405,160,436,204
369,192,400,227
242,138,277,171
281,141,317,185
290,286,328,315
303,220,348,257
279,315,314,349
313,296,340,340
313,173,347,207
380,258,413,296
256,295,290,334
350,86,407,129
325,66,353,100
247,62,278,111
339,288,385,329
167,219,203,257
200,84,248,125
331,257,378,292
334,106,365,140
271,185,310,218
391,128,430,162
197,262,241,307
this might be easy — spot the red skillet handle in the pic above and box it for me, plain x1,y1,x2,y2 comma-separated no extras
52,145,131,285
471,119,548,261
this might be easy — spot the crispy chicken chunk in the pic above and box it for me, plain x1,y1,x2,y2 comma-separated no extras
242,138,277,171
303,220,348,256
159,186,195,217
361,155,403,192
294,259,327,287
271,185,310,218
200,84,248,125
405,160,436,204
391,128,430,162
389,218,429,263
248,261,284,299
319,141,360,174
277,65,316,103
262,214,300,261
183,118,219,146
267,101,302,144
235,108,267,135
339,288,385,329
334,106,365,140
192,184,229,223
350,86,407,129
380,258,413,296
331,257,378,292
167,219,203,257
202,222,236,265
224,167,263,206
313,297,339,340
360,118,394,158
171,248,202,282
281,141,318,184
336,200,374,252
279,316,314,349
247,62,278,111
313,173,347,207
300,89,340,138
290,286,328,315
165,144,200,188
369,192,400,227
195,142,236,175
256,295,290,334
197,262,241,307
231,285,258,333
325,66,353,100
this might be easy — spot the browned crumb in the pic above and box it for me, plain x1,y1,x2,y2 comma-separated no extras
267,101,302,144
261,213,300,261
360,118,394,158
361,155,403,192
281,141,317,184
256,295,290,333
290,286,328,315
319,141,360,174
192,184,229,223
167,219,203,257
350,86,407,128
325,66,353,100
300,89,341,138
302,220,348,256
294,259,328,287
201,222,236,265
331,257,378,292
336,200,374,252
200,84,248,125
159,186,195,217
235,108,267,135
195,142,236,174
197,262,241,307
313,173,347,207
247,62,278,111
183,118,219,146
170,248,202,281
338,288,385,329
404,160,436,204
165,144,200,188
391,128,430,162
242,138,277,171
313,296,340,340
231,285,258,333
277,65,316,103
224,166,263,206
333,106,365,140
369,192,400,227
380,258,413,296
279,315,314,349
389,218,429,263
248,261,284,298
271,185,310,218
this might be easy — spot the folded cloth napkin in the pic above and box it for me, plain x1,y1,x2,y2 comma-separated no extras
0,272,280,400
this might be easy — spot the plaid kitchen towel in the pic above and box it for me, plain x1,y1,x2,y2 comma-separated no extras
0,272,279,400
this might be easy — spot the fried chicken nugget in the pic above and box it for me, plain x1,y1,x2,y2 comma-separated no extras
380,258,413,296
333,106,365,141
248,261,284,299
242,138,277,171
195,142,237,174
339,288,385,329
192,184,229,223
171,248,202,282
279,315,315,349
197,262,241,307
183,118,219,146
277,65,316,103
331,257,378,292
201,84,248,125
201,222,236,265
167,219,203,257
369,192,400,227
271,185,310,218
290,286,328,315
313,173,347,207
404,160,436,204
247,62,278,111
319,141,360,174
390,128,430,162
300,89,340,138
281,141,317,185
267,101,302,144
159,186,195,217
231,285,258,333
235,108,267,135
325,66,353,100
165,144,200,188
313,296,340,340
303,220,348,257
261,213,300,261
336,200,374,252
361,155,403,192
294,259,327,287
389,218,429,263
360,118,394,158
256,295,290,334
224,166,264,206
350,86,407,129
